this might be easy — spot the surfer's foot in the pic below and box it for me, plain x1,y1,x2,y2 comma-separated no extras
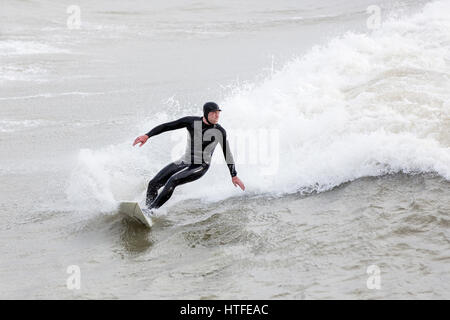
142,208,153,217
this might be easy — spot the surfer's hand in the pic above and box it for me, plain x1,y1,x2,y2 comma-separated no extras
232,176,245,191
133,135,149,147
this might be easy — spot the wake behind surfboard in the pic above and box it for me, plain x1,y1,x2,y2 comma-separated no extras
118,202,153,228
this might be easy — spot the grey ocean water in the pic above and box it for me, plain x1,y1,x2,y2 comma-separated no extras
1,0,449,299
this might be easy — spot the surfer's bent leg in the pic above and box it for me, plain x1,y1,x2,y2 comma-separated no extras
146,161,189,207
149,164,209,209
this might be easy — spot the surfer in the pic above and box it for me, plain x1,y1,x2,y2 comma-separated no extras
133,102,245,211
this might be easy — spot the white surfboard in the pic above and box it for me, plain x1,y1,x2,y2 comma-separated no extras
118,202,153,228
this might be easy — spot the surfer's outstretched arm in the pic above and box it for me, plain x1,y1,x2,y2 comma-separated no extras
133,116,192,147
145,116,192,138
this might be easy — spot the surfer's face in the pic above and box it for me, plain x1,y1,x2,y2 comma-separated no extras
208,110,220,124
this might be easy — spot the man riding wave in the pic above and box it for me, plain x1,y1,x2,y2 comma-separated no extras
133,102,245,211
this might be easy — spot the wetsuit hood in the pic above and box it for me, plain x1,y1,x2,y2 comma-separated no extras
203,102,221,125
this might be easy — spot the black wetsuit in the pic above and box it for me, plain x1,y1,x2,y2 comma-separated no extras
145,116,237,209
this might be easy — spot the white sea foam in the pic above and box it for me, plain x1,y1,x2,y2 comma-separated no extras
0,40,69,56
0,119,48,133
0,65,48,82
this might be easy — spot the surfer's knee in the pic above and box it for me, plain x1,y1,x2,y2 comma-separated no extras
165,176,179,189
148,178,164,191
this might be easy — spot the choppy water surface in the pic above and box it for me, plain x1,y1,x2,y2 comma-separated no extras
0,0,448,299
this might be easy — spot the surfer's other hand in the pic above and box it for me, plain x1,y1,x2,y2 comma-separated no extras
133,135,149,147
232,176,245,191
